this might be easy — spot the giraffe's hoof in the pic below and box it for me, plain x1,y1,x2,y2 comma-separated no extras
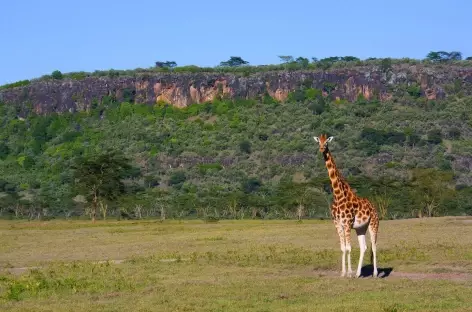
373,271,379,278
340,272,346,277
355,272,361,278
347,271,354,278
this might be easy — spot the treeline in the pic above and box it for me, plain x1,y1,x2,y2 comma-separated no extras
2,51,472,90
1,83,472,221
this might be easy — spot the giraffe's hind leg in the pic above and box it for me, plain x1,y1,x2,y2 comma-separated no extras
368,219,379,278
355,225,368,278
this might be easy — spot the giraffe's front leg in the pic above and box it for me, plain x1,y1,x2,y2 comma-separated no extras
334,221,346,277
344,224,353,278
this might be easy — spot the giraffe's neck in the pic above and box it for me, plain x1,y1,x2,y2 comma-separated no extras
323,149,350,201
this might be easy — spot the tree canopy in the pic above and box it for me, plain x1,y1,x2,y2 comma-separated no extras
219,56,249,67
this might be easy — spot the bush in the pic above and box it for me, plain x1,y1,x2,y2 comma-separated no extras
239,140,251,154
407,84,421,98
169,171,186,188
0,80,30,90
0,142,9,159
427,129,442,144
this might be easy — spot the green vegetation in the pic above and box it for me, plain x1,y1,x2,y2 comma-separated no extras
71,151,134,221
425,51,463,63
51,70,63,80
218,56,249,67
1,73,472,220
0,80,30,90
0,217,472,311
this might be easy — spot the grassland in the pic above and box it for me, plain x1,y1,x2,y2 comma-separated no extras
1,217,472,311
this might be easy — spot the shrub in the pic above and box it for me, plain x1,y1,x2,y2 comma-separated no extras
239,140,251,154
406,84,421,98
427,129,442,144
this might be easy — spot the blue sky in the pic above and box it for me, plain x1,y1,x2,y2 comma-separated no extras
1,0,470,85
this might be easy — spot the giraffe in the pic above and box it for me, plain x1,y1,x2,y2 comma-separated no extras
313,134,379,278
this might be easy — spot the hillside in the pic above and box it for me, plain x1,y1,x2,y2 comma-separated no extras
1,58,472,220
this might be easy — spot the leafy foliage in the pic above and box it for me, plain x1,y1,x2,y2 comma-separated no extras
155,61,177,69
219,56,249,67
0,80,30,90
425,51,463,62
71,150,134,221
51,70,63,80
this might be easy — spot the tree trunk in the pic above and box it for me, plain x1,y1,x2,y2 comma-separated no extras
135,204,142,219
100,201,108,220
251,207,257,219
92,191,98,223
297,204,304,221
160,205,166,221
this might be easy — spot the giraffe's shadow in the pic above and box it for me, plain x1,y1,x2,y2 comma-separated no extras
359,265,393,278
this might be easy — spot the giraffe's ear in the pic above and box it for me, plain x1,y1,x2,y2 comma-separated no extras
313,136,319,142
326,136,334,142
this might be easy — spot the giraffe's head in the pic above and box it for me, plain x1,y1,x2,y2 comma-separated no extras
313,134,334,153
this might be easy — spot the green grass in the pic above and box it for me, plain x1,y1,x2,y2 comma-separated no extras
1,217,472,311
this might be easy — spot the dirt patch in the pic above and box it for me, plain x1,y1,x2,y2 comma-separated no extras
311,268,472,281
3,259,472,282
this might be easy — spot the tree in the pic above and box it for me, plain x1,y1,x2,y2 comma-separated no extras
51,70,63,80
425,51,462,63
219,56,249,67
71,150,133,222
278,55,294,64
410,168,455,217
155,61,177,69
241,177,262,194
380,58,392,72
466,56,472,61
425,51,444,62
448,51,462,61
295,57,310,68
169,171,186,189
275,179,326,219
340,56,360,62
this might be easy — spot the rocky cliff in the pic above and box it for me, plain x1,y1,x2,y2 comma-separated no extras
1,64,472,115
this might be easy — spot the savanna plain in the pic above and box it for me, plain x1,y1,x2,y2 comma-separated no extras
1,217,472,312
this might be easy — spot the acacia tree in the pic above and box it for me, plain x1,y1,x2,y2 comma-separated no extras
72,150,133,222
295,57,310,68
410,168,455,217
278,55,294,63
155,61,177,69
219,56,249,67
425,51,462,63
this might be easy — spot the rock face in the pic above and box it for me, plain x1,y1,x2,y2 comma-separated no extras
1,64,472,115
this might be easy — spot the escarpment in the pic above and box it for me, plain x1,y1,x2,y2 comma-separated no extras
1,64,472,115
